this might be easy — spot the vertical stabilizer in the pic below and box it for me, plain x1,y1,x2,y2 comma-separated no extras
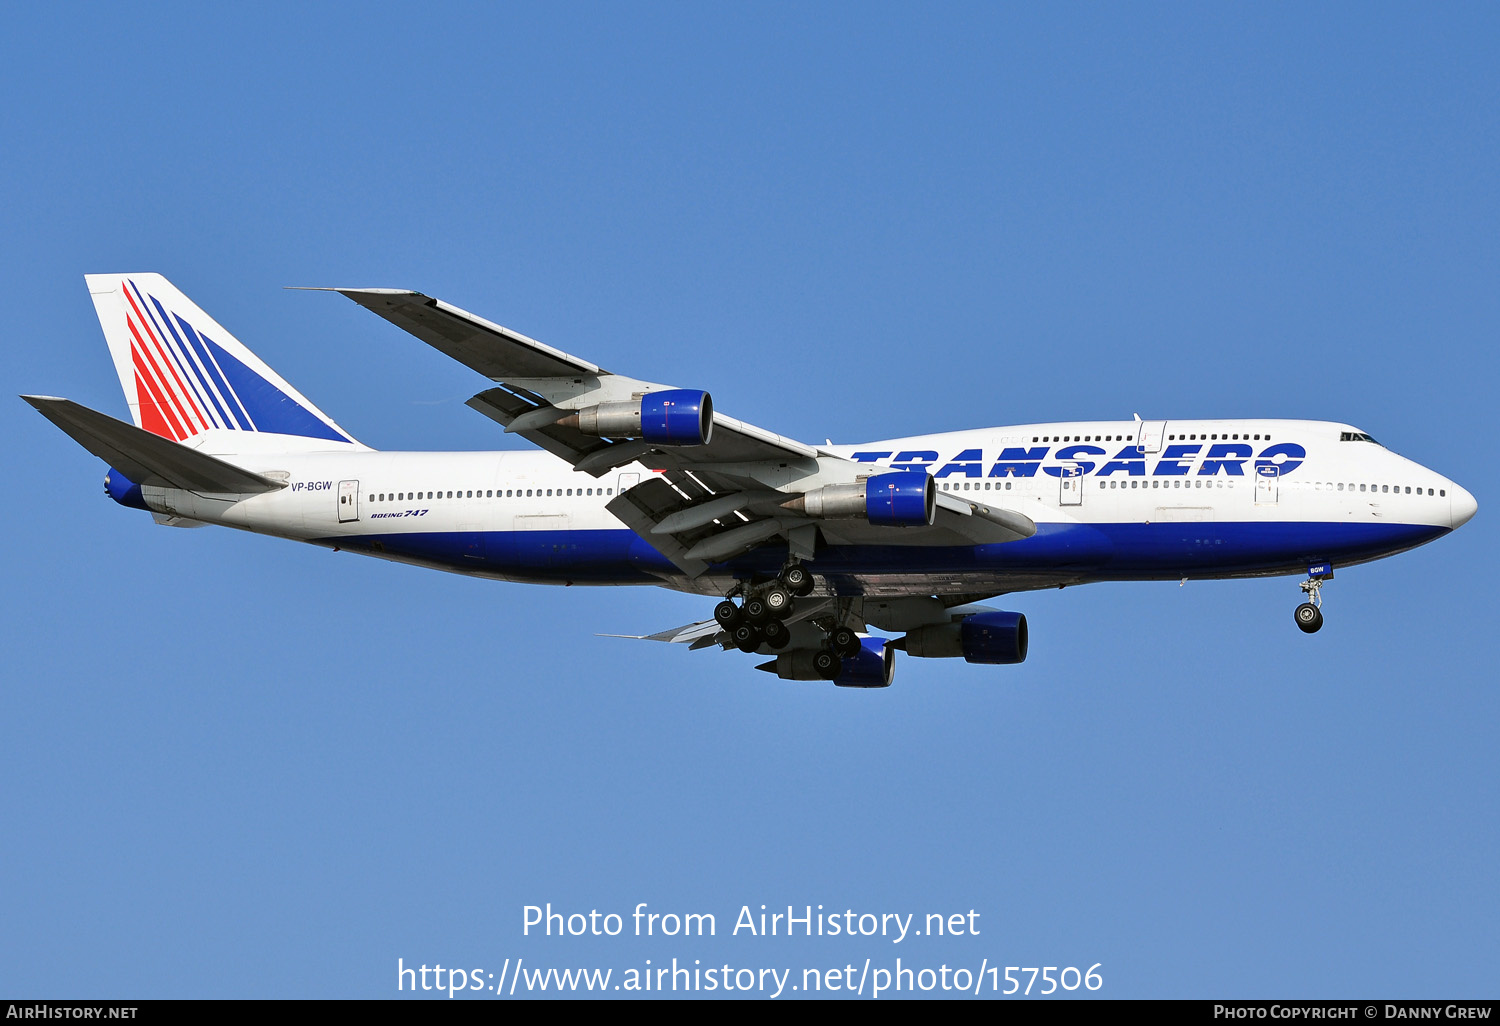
85,273,364,451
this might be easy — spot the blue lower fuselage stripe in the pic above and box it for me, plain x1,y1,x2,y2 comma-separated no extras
317,520,1449,584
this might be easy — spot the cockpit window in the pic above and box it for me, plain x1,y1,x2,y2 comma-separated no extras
1340,431,1379,443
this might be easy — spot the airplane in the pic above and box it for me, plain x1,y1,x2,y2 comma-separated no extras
24,273,1477,687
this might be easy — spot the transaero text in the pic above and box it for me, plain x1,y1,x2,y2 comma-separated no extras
522,904,979,943
851,442,1307,479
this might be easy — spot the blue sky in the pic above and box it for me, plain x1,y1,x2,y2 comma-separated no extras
1,3,1495,999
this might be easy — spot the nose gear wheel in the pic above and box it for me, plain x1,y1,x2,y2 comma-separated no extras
1294,569,1330,634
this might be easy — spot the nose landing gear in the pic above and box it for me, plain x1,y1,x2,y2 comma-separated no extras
1294,563,1333,634
1294,600,1323,633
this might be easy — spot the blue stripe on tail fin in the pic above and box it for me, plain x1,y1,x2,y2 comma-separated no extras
197,331,350,442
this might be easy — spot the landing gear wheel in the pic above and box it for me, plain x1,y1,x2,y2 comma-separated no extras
713,600,742,629
829,626,861,659
762,586,794,620
781,565,814,596
812,649,840,680
731,623,763,652
760,619,790,650
1294,602,1323,634
742,596,772,624
1296,568,1330,634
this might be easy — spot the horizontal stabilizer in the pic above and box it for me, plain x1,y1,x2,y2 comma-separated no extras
22,396,285,494
599,618,724,648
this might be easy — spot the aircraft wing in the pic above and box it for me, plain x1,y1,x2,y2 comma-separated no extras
325,289,599,379
319,286,1035,575
319,288,818,471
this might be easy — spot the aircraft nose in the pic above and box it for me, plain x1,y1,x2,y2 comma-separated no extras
1449,483,1478,529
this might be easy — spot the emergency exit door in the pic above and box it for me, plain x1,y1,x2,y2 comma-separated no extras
1137,419,1166,453
1059,465,1083,506
1255,465,1279,504
338,480,360,522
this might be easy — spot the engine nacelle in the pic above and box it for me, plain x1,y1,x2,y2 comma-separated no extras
764,637,896,687
960,611,1028,664
566,388,713,446
766,650,822,681
782,470,935,527
903,611,1028,664
834,642,888,690
104,467,149,510
836,636,896,688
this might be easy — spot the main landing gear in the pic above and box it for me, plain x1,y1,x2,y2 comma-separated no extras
714,562,819,656
810,629,861,681
1294,563,1333,634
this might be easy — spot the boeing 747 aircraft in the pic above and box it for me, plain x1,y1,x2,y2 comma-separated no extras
24,274,1477,686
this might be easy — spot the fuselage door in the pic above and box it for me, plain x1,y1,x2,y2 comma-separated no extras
1138,420,1166,454
1255,465,1279,505
1059,465,1083,506
338,479,360,523
617,472,640,495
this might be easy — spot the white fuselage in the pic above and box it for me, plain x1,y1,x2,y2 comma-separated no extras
127,417,1474,599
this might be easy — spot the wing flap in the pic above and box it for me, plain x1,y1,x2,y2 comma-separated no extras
604,477,712,578
466,386,615,467
932,491,1036,543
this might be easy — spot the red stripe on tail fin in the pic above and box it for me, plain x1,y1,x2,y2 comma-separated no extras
126,315,191,440
133,370,174,439
123,288,206,434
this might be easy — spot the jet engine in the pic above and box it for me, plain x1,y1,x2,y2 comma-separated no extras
835,636,897,687
763,636,896,687
901,611,1028,664
561,388,713,446
104,467,149,510
780,470,935,527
